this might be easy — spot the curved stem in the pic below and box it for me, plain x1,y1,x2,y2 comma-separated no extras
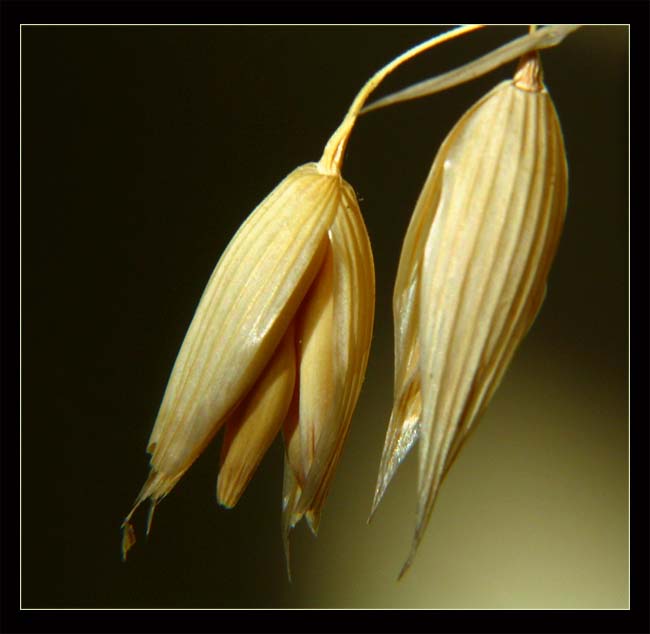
317,24,483,174
361,24,580,114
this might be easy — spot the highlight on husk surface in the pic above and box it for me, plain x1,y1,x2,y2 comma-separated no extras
120,24,484,575
369,34,571,578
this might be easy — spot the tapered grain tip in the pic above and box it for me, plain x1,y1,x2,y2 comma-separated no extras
145,499,157,535
283,532,293,584
368,470,390,524
216,467,244,509
368,482,386,524
119,468,171,558
397,556,413,581
367,503,378,525
305,510,320,536
121,521,136,561
397,528,424,580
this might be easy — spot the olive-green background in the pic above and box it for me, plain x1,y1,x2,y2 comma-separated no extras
21,26,628,608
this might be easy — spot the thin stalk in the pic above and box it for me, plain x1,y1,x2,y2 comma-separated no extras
318,24,483,174
361,24,580,114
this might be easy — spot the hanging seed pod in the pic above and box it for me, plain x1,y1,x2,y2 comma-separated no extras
371,50,569,577
121,160,374,563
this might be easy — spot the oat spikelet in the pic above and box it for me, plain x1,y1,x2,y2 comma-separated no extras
122,163,341,559
372,51,569,577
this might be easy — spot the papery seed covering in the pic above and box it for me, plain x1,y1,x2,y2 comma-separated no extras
122,161,375,563
372,52,568,575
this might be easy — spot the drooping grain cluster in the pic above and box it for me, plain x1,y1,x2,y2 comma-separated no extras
121,162,374,571
121,26,577,579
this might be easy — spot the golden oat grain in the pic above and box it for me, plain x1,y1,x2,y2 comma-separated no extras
371,50,569,577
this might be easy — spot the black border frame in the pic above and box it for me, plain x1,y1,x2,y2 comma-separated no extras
2,1,648,632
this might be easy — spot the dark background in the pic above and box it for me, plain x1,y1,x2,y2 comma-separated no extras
21,25,628,608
